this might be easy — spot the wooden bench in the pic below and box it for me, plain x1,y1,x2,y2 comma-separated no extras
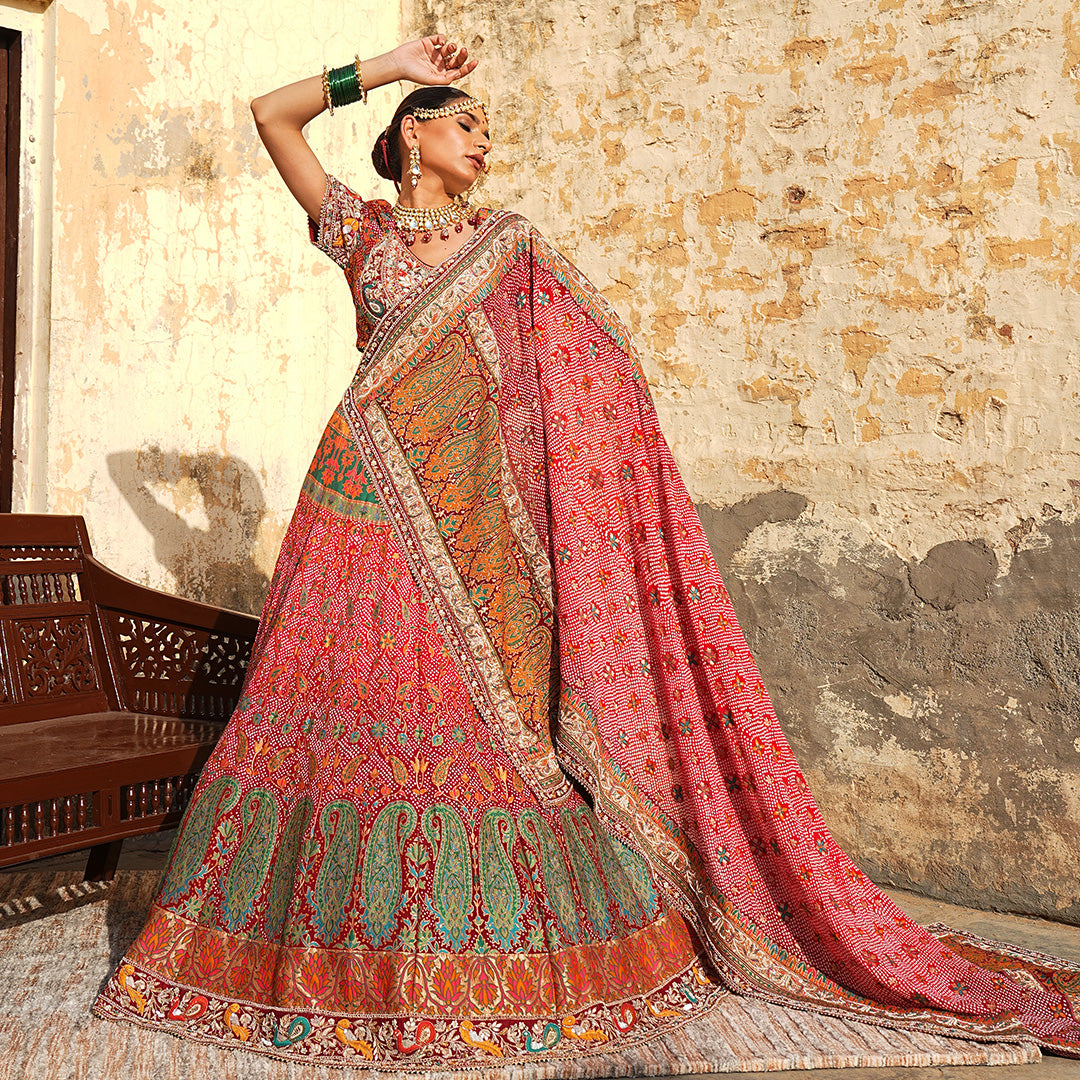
0,514,258,880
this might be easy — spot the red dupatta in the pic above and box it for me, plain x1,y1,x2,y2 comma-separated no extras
339,209,1080,1056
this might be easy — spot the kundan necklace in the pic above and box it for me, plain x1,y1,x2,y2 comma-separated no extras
392,197,478,244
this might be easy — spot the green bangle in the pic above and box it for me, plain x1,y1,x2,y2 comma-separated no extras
327,62,362,109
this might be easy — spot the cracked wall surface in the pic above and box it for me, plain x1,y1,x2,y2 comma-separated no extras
700,498,1080,925
14,0,1080,919
407,0,1079,565
401,0,1080,921
26,0,400,612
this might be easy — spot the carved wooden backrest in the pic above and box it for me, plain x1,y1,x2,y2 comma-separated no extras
0,516,115,724
97,607,252,721
1,514,257,726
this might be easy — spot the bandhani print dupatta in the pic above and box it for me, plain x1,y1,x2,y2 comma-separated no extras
340,208,1080,1055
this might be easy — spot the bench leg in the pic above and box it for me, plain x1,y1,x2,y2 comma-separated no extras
84,839,123,882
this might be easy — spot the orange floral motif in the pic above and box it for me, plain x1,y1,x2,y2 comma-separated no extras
248,954,277,1000
191,936,228,985
603,946,634,995
468,956,503,1012
335,956,366,1009
368,952,400,1006
503,956,536,1007
137,909,175,965
430,958,467,1009
225,951,256,997
559,947,598,1002
297,953,336,1003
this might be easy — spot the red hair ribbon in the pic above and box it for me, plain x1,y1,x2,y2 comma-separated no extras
379,130,400,193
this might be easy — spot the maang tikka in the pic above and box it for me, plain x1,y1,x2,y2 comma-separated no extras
409,144,421,188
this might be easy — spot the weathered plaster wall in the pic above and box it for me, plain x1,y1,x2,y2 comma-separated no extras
405,0,1080,921
3,2,55,515
26,0,400,612
16,0,1079,920
700,499,1080,924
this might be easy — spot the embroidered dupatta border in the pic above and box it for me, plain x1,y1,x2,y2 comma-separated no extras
340,213,569,808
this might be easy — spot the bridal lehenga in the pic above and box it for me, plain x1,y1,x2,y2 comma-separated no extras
94,178,1080,1066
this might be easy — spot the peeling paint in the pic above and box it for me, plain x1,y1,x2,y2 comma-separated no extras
402,0,1078,572
705,506,1080,923
18,0,1080,918
35,0,400,610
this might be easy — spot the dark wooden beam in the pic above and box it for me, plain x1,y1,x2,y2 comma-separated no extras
0,30,21,514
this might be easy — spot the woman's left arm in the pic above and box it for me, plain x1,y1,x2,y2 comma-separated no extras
250,37,478,220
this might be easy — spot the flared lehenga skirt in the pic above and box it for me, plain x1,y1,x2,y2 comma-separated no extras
92,406,729,1067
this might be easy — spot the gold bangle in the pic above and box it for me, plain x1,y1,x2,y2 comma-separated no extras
353,54,366,104
321,64,334,115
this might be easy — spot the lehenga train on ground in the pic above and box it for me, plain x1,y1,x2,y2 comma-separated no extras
93,178,1080,1067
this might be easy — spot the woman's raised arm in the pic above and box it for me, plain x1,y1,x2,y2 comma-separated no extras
250,37,478,221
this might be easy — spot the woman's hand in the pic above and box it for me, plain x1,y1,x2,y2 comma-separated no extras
250,35,478,221
391,35,478,85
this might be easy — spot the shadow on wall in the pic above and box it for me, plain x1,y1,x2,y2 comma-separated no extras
108,449,270,616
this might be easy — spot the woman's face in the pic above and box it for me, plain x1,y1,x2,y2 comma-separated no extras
405,106,491,198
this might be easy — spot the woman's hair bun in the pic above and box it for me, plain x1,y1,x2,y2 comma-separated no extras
369,85,473,185
372,129,396,180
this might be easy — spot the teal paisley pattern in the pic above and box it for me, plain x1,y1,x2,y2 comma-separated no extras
311,800,361,944
360,801,417,948
264,797,313,940
518,808,581,945
422,803,473,950
221,788,279,932
605,834,661,923
159,775,241,904
478,808,523,950
562,806,611,937
403,372,486,453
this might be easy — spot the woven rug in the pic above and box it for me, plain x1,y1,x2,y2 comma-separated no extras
0,870,1040,1079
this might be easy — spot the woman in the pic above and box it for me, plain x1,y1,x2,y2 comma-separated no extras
94,35,1080,1066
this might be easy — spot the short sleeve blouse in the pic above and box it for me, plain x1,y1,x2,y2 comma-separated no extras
309,175,402,351
309,175,383,268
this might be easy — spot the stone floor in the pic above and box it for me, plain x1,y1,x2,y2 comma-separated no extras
3,832,1079,1079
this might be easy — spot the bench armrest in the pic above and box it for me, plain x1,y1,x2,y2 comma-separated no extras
83,554,260,721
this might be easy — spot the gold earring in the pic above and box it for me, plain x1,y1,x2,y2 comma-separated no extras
409,144,421,188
